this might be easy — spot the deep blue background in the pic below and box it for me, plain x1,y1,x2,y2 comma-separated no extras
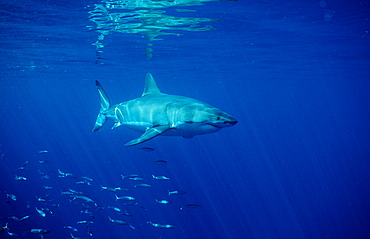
1,0,369,238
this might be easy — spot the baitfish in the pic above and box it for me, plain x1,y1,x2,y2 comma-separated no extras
147,221,176,229
69,188,86,195
35,207,46,217
134,183,151,188
100,185,116,192
114,187,128,191
115,195,135,201
168,190,187,195
82,176,93,181
108,206,121,212
15,175,27,181
77,221,94,224
152,175,169,180
129,177,144,181
71,195,95,204
64,226,78,232
19,215,31,221
155,199,171,204
29,229,50,234
6,193,17,201
108,216,128,225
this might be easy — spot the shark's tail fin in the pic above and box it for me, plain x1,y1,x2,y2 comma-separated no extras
92,81,111,132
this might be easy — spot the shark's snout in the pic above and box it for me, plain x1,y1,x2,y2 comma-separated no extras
224,117,238,127
211,116,238,128
226,119,238,126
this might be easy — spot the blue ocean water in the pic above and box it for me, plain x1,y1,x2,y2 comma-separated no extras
1,0,369,238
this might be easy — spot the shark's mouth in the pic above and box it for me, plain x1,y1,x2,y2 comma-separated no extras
208,120,238,128
207,123,222,129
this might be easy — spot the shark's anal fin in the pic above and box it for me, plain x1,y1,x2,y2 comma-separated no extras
124,125,169,146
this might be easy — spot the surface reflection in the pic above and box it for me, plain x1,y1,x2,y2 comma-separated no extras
87,0,236,59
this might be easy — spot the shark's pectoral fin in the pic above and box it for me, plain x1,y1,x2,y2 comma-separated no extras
124,125,170,146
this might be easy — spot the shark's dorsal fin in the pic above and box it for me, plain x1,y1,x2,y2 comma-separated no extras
142,73,162,97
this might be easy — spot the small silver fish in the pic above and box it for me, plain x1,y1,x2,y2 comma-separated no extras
61,191,74,195
29,228,50,234
100,186,116,192
77,220,94,224
70,233,82,239
76,180,91,185
147,221,175,229
82,176,93,181
134,183,151,188
115,195,135,201
15,175,27,181
152,175,169,180
7,230,19,237
108,206,121,212
108,216,128,225
121,211,133,217
19,215,31,221
69,188,86,195
6,193,17,201
35,207,46,217
114,187,128,191
168,190,187,195
35,196,46,202
155,199,171,204
58,169,76,178
80,209,93,215
71,195,95,204
129,177,144,181
64,225,78,232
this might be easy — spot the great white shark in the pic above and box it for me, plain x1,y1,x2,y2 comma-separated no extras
92,73,237,146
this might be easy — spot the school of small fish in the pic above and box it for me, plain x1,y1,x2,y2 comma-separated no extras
0,149,201,238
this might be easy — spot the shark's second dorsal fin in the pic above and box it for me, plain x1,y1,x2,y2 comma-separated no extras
142,73,162,97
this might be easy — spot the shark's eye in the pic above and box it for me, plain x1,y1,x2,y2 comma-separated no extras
216,116,220,120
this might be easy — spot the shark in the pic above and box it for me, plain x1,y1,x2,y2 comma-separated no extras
92,73,237,146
